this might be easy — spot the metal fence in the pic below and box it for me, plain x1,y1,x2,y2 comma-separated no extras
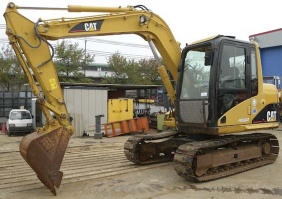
0,91,33,118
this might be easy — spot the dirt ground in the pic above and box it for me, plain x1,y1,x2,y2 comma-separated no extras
0,128,282,199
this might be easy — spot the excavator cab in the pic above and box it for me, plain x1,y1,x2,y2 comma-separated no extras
176,35,280,135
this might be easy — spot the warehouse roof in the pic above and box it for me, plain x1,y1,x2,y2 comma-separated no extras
60,82,162,90
249,28,282,48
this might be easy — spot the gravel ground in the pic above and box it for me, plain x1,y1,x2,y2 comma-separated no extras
0,127,282,199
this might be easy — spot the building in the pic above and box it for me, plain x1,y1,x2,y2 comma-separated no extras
31,83,162,137
0,62,165,136
249,28,282,87
83,63,113,78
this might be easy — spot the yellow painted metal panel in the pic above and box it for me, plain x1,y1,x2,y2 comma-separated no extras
108,98,133,123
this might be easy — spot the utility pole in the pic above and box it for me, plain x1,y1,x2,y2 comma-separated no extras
84,39,87,76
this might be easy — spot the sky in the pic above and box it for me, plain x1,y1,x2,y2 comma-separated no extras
1,0,282,63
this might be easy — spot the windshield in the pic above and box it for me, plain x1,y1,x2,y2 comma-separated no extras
10,110,32,120
180,46,212,99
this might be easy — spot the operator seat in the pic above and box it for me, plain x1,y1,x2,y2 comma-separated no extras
220,66,242,89
219,66,244,115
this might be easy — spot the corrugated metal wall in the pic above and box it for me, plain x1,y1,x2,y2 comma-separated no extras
250,29,282,88
260,47,282,81
63,87,108,137
0,91,33,127
0,91,33,117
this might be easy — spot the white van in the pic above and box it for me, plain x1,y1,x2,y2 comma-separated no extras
6,109,34,136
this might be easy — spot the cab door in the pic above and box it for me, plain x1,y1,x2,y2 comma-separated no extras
216,41,253,126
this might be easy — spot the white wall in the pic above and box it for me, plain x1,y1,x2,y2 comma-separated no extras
63,88,108,137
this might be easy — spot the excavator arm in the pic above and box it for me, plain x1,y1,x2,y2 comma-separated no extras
4,2,181,195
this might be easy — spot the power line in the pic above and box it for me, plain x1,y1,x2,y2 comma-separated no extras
76,38,150,49
0,38,9,44
0,30,154,60
74,38,153,59
0,41,153,59
0,24,5,30
86,49,153,59
51,43,154,60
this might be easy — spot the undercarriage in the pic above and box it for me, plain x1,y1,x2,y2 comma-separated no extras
124,130,185,164
124,131,279,181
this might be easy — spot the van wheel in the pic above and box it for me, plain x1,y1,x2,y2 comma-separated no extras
7,131,11,137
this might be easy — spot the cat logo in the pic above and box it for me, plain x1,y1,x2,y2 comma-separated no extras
69,20,104,33
84,22,98,31
267,111,277,122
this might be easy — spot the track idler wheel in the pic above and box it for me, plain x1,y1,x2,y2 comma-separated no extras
19,127,71,195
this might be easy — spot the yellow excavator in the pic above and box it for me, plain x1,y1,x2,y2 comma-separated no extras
4,2,280,195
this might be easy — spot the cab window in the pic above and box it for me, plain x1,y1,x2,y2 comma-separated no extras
180,49,212,99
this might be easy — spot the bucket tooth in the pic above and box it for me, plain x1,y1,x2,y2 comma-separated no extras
19,127,71,195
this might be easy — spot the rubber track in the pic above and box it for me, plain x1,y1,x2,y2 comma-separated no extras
173,133,279,182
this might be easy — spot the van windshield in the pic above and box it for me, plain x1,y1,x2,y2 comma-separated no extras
10,111,31,120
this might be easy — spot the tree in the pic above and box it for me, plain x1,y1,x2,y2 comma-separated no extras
126,59,146,84
0,44,27,91
138,58,161,84
104,52,128,84
103,52,160,85
54,40,94,82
